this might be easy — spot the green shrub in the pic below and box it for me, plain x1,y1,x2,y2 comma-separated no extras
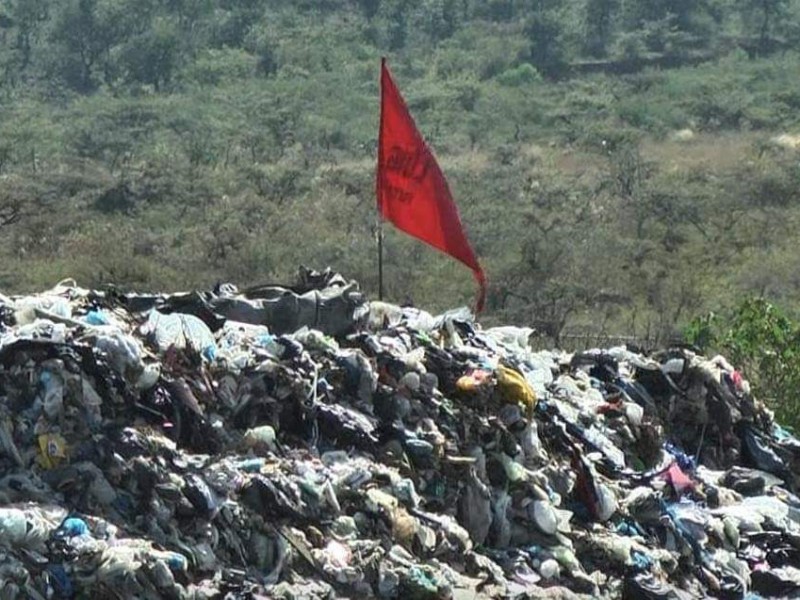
686,298,800,431
496,64,541,87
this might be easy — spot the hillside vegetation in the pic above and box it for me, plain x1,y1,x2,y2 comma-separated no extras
2,0,800,344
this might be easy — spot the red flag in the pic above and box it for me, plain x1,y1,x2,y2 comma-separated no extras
377,58,487,312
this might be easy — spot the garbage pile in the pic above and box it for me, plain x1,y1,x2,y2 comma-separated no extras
1,268,800,599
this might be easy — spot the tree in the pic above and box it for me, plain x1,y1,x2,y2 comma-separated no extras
358,0,381,20
523,1,569,79
668,0,702,32
0,197,23,230
421,0,459,42
211,0,263,48
497,173,605,343
583,0,617,58
120,17,181,90
387,4,408,50
162,0,214,47
737,0,790,55
0,176,49,237
49,0,134,91
7,0,51,71
485,0,515,22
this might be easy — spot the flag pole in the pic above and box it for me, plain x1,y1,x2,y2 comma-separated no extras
378,219,384,300
377,57,386,301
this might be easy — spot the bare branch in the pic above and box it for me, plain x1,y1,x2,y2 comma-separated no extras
0,198,23,229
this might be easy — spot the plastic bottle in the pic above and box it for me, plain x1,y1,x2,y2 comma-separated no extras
552,546,581,573
60,517,89,537
243,425,277,451
0,508,28,545
539,559,561,579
